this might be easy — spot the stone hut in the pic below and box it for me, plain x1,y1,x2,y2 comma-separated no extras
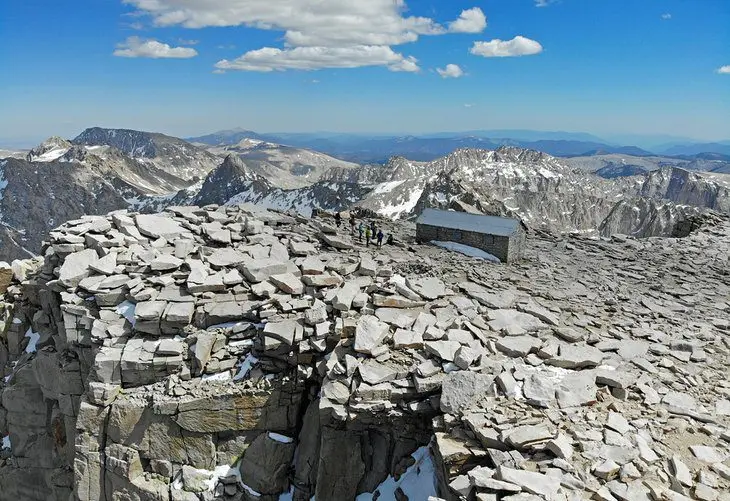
415,208,526,262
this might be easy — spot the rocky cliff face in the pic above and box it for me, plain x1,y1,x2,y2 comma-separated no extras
73,128,220,182
217,140,361,190
0,142,205,262
1,205,729,501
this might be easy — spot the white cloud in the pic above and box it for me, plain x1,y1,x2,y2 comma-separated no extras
470,36,543,58
464,103,474,108
437,64,465,79
448,8,487,33
123,0,483,72
215,46,420,73
717,66,730,74
124,0,450,45
535,0,557,7
661,13,672,20
113,36,198,58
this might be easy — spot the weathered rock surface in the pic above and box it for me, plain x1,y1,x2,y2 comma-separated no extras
0,204,728,501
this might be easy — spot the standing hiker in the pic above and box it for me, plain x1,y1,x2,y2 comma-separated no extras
358,222,364,242
365,226,372,247
349,214,356,235
335,212,342,228
376,229,384,248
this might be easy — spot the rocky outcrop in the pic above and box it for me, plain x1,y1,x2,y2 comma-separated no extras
72,127,219,182
1,204,729,501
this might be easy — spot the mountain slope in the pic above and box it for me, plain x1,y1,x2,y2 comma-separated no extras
73,127,219,181
186,128,269,146
660,142,730,156
215,139,360,189
0,157,129,261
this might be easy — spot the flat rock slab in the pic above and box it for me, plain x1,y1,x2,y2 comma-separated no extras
496,336,542,358
207,248,248,268
318,233,353,250
372,294,426,309
241,258,288,283
556,371,597,408
495,466,561,499
460,282,518,309
406,277,448,300
425,340,462,362
358,359,398,385
375,308,419,329
263,320,298,346
354,315,390,356
487,309,545,333
504,425,555,449
547,343,604,369
135,301,167,321
59,249,100,287
269,273,304,295
440,371,495,415
135,214,185,239
164,302,195,324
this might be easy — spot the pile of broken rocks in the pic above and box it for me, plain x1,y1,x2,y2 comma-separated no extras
0,203,728,501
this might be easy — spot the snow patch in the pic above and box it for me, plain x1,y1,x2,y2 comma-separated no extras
233,353,259,381
431,241,501,263
268,432,294,444
355,446,438,501
378,187,424,218
202,372,232,382
371,180,406,195
2,435,11,450
32,147,70,162
115,301,137,326
24,328,40,353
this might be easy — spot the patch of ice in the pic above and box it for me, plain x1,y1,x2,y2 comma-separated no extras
431,241,501,263
115,301,137,326
233,353,259,381
355,446,437,501
241,481,262,497
32,147,70,162
378,187,424,219
24,328,40,353
12,318,21,324
207,464,243,492
202,372,232,382
371,180,406,195
2,435,10,450
268,432,294,444
207,320,250,331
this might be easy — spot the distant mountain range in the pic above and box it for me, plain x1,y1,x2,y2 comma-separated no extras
2,126,730,262
187,128,730,163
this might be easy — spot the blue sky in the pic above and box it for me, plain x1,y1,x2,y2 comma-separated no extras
1,0,728,147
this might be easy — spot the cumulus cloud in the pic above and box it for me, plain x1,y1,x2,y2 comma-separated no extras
717,65,730,74
215,46,420,73
661,13,672,20
123,0,483,72
448,8,487,33
437,64,465,78
470,36,543,58
113,36,198,58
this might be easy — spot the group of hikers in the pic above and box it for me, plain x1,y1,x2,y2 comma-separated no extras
332,211,394,248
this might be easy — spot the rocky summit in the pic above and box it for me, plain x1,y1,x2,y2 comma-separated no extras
0,204,729,501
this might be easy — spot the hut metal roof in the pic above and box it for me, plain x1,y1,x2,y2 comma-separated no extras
416,209,521,237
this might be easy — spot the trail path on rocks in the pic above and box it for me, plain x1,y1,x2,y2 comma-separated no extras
0,206,728,501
